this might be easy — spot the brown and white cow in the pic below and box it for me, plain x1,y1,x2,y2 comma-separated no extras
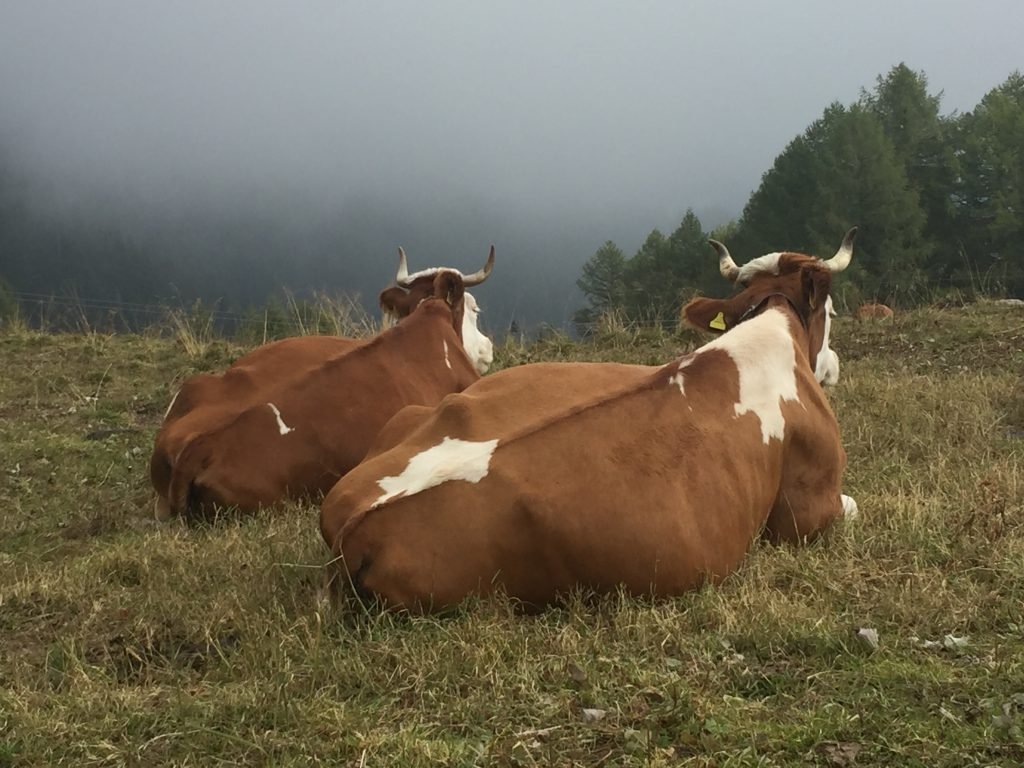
319,229,860,612
854,302,895,321
151,249,495,520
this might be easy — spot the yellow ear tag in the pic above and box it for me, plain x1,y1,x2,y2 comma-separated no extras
709,312,727,331
808,294,817,310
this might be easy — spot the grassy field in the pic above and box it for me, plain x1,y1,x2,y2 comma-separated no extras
1,303,1023,767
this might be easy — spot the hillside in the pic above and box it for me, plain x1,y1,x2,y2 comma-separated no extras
1,303,1022,766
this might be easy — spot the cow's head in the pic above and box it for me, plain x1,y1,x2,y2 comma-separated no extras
683,228,856,385
379,247,495,374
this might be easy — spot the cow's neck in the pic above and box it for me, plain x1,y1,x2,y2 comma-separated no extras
737,293,807,331
737,294,812,364
391,304,479,385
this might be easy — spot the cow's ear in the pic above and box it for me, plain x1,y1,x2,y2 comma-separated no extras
432,271,465,310
800,266,831,313
682,297,735,334
432,271,466,338
379,286,402,314
378,286,406,326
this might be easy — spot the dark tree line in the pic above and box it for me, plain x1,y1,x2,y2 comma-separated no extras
0,165,382,327
0,150,595,334
576,65,1024,329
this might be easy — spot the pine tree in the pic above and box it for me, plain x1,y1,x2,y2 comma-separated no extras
624,229,671,321
735,102,930,304
577,240,628,314
953,72,1024,295
862,64,960,280
574,240,628,332
668,209,713,293
732,133,821,258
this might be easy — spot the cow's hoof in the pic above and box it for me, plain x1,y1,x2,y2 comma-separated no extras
154,496,173,522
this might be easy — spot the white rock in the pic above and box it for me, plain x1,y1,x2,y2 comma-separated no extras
855,627,879,650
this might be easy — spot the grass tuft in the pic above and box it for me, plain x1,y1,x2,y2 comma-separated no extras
166,301,217,360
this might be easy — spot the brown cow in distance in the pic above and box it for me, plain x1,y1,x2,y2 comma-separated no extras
854,302,895,321
151,248,495,520
319,229,860,612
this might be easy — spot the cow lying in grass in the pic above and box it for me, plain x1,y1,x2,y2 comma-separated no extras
854,302,895,321
151,248,495,520
320,230,860,612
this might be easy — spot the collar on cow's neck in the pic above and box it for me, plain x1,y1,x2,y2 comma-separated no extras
736,292,809,331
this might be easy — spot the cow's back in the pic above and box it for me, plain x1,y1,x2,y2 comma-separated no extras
166,303,482,515
164,336,360,425
854,303,894,321
218,317,484,497
152,335,360,508
322,351,840,610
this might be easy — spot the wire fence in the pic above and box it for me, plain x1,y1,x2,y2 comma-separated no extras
3,270,1019,341
570,272,1020,334
4,288,379,340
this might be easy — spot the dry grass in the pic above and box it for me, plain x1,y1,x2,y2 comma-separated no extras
282,290,379,340
166,302,218,360
1,303,1022,766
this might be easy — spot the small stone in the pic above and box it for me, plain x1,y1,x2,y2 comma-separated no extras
942,634,969,651
855,627,879,650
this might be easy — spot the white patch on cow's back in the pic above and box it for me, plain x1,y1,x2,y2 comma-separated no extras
372,435,499,508
267,402,294,435
736,252,782,285
163,389,180,420
443,339,451,369
702,309,799,444
667,356,694,395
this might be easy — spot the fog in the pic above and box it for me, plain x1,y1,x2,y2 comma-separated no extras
1,1,1021,328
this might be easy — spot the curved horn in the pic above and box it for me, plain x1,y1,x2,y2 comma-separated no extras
710,239,741,282
823,227,857,273
395,247,414,287
461,245,495,287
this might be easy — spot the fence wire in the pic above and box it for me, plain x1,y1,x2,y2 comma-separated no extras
3,271,1019,340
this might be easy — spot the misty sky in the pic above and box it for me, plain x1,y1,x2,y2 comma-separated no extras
1,1,1022,325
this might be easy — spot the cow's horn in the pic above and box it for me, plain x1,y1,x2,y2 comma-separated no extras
710,239,741,282
823,227,857,273
461,245,495,287
395,247,414,287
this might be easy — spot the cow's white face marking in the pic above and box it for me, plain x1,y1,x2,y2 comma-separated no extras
703,309,799,444
443,339,452,369
163,389,181,421
461,292,494,374
372,435,499,508
736,252,782,285
266,402,294,435
814,296,840,385
841,494,859,521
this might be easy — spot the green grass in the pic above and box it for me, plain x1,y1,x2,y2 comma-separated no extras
1,302,1023,766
